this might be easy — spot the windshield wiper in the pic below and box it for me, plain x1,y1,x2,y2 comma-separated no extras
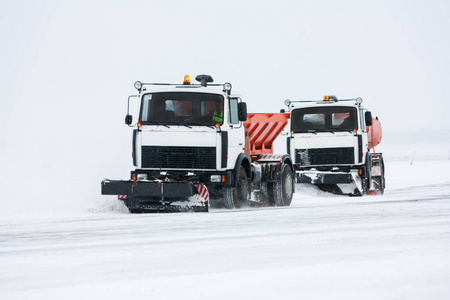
307,130,317,134
189,122,215,129
172,122,192,129
142,122,170,128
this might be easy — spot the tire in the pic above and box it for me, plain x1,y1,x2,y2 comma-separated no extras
223,167,249,208
266,182,276,206
272,164,294,206
361,153,371,195
381,158,386,191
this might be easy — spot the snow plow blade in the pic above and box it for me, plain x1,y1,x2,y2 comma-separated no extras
101,180,209,213
297,171,363,196
124,201,208,213
101,180,195,198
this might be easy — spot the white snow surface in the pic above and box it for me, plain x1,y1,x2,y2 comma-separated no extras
1,144,450,299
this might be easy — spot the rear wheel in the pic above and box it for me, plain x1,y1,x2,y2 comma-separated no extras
272,164,294,206
361,154,371,195
223,167,249,208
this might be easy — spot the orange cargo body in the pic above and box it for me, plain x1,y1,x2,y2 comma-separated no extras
243,113,290,159
367,117,382,150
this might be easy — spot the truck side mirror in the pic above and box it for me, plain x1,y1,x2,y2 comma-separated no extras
365,111,372,126
125,114,133,125
238,102,247,121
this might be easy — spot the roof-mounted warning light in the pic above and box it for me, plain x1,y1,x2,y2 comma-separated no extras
183,75,191,85
195,74,214,87
323,95,338,102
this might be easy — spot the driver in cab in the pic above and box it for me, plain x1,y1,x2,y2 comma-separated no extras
212,101,223,123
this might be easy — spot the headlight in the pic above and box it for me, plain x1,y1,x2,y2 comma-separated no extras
134,81,143,90
210,175,222,182
284,99,291,107
137,174,148,181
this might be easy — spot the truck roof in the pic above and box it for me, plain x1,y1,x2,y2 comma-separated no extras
286,97,364,110
133,75,240,97
137,84,240,97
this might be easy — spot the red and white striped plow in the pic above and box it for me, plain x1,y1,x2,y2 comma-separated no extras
195,184,209,202
118,195,127,200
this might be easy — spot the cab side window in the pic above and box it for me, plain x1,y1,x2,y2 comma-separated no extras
229,98,239,124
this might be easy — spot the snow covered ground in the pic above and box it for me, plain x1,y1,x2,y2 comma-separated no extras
1,143,450,299
2,0,450,298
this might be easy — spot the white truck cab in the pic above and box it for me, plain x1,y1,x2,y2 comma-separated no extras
102,75,294,212
284,96,384,195
128,76,246,174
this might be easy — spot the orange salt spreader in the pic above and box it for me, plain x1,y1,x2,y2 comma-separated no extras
243,113,290,160
367,117,382,150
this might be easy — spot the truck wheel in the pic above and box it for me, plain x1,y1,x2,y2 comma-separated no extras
362,152,371,195
265,182,276,206
272,164,294,206
223,167,249,208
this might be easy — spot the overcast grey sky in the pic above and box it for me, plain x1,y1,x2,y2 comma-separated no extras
2,0,450,126
1,0,449,210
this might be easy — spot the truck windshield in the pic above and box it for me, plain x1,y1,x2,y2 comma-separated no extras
291,106,357,133
139,92,224,126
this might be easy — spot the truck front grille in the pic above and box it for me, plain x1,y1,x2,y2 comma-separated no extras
295,147,354,166
142,146,216,169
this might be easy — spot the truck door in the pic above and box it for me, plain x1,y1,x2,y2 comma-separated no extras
226,97,245,170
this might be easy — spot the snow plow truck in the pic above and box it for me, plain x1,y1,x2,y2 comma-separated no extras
101,75,295,212
284,95,384,196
